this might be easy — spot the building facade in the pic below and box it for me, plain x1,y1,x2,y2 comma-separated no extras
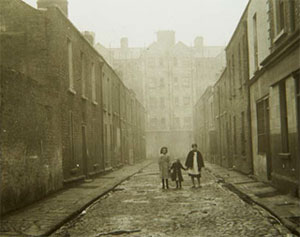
0,0,146,215
193,0,300,196
194,4,252,174
248,0,300,195
97,32,225,158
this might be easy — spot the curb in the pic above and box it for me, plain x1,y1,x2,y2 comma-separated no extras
0,161,153,237
206,166,300,237
43,161,153,237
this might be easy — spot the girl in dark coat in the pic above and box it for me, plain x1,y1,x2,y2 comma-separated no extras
185,144,205,188
170,159,186,189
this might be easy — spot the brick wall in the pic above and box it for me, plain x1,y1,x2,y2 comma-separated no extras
0,67,63,215
0,0,146,215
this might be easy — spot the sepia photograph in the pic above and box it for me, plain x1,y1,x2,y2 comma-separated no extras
0,0,299,236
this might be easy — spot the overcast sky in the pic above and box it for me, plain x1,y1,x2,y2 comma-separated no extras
22,0,249,48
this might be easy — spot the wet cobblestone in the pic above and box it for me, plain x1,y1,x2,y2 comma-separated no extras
52,163,293,237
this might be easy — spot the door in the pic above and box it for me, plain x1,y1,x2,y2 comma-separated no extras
265,98,272,180
82,125,88,178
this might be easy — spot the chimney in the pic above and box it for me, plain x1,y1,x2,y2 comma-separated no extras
37,0,69,17
194,36,204,49
120,37,128,49
82,31,95,45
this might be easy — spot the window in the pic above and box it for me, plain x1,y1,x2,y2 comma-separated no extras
238,43,242,87
273,0,286,35
160,78,165,88
296,75,300,145
81,53,86,97
149,97,157,108
149,77,156,88
232,54,235,95
183,78,190,87
241,111,246,155
159,57,164,66
233,116,237,154
150,118,158,128
173,57,178,66
69,111,75,161
184,117,191,128
67,39,74,91
174,77,179,85
183,96,190,106
107,77,111,110
174,117,180,128
174,97,179,106
91,63,96,102
0,14,6,32
289,0,296,32
253,13,259,71
243,35,247,81
256,97,269,153
161,118,166,127
279,81,289,152
148,57,155,68
160,97,165,108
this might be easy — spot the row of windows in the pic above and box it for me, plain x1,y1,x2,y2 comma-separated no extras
146,57,191,67
148,96,191,108
251,0,298,75
227,34,247,97
148,77,191,88
256,77,300,155
272,0,297,38
149,116,192,129
67,39,99,103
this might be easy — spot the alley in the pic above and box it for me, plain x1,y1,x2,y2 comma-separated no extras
52,163,292,237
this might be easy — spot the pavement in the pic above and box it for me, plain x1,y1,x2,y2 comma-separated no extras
52,162,294,237
0,160,152,237
205,163,300,236
0,160,299,237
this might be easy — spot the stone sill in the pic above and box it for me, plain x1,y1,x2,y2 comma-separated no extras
81,95,88,101
92,101,98,106
273,29,286,44
278,153,291,160
70,167,80,174
63,175,85,184
68,88,76,95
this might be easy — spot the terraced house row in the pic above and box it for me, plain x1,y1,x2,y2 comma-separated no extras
194,0,300,196
0,0,146,215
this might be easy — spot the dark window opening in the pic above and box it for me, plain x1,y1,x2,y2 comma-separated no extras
279,81,289,153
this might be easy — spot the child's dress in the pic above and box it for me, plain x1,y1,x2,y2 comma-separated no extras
170,161,185,182
159,154,170,179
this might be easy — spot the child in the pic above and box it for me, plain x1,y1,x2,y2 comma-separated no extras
170,158,186,189
158,147,170,189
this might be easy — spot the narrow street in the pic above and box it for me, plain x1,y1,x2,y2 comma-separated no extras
52,163,292,237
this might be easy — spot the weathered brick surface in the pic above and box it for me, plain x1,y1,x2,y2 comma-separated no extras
0,0,146,215
249,0,300,195
193,7,252,175
0,67,63,215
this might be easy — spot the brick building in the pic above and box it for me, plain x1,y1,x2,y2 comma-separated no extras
225,5,252,174
248,0,300,195
97,32,225,158
0,0,146,215
193,4,252,174
193,0,300,196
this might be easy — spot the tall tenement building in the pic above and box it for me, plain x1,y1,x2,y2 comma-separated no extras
96,31,225,158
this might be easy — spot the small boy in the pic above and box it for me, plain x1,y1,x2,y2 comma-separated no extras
170,159,186,189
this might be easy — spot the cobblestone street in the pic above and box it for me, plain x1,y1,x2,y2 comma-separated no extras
52,163,293,237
